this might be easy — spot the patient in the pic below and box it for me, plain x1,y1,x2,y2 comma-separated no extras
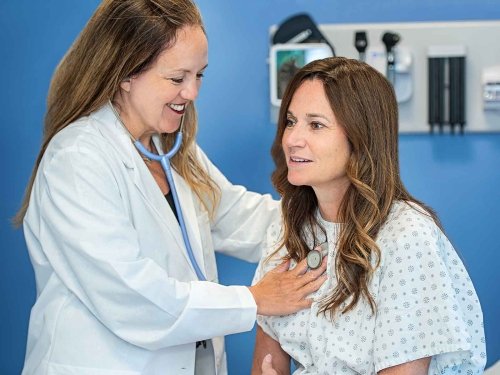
252,57,486,375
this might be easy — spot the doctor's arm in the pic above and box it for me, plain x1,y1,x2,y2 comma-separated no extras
195,146,280,263
252,325,290,375
31,140,257,349
193,147,329,315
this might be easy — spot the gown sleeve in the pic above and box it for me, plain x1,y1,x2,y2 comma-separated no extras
373,204,486,373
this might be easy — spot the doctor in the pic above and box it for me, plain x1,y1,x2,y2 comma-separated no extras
14,1,327,374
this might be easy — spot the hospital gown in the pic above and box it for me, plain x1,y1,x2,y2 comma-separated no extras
253,201,486,374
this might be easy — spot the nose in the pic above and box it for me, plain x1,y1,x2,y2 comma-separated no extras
180,79,201,101
283,123,306,149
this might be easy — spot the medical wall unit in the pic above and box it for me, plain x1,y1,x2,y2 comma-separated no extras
269,20,500,133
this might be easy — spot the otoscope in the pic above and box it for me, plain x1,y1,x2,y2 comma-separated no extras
382,31,400,86
354,31,368,62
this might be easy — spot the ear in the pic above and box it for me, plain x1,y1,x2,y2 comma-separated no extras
120,78,132,92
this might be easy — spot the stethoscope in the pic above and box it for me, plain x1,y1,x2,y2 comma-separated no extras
307,241,328,270
109,100,207,281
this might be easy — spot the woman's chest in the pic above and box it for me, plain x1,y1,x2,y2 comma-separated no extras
267,274,378,374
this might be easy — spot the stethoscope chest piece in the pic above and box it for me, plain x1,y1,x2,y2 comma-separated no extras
307,249,322,269
307,242,328,269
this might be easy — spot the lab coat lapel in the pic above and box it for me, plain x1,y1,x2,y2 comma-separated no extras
92,104,195,271
131,163,208,277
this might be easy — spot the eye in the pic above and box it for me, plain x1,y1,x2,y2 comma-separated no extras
169,77,184,84
196,72,205,80
285,118,296,128
310,121,325,130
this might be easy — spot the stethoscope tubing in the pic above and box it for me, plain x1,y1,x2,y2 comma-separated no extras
134,135,207,281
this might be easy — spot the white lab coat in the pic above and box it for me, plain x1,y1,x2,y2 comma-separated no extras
22,104,279,375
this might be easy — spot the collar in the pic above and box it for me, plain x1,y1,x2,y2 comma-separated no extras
90,103,139,169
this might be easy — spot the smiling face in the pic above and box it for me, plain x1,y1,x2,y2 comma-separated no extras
116,25,208,143
282,78,351,198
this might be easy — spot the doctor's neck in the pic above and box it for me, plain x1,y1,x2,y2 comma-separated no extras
108,99,156,154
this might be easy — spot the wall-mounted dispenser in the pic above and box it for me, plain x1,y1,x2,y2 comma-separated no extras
365,44,413,104
393,47,413,103
482,66,500,111
427,45,467,134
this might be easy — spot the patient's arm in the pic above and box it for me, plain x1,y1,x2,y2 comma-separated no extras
378,357,431,375
251,325,291,375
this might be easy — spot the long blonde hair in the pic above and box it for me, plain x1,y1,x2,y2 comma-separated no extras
14,0,220,226
272,57,440,317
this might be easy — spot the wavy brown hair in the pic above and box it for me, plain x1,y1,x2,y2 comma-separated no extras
14,0,220,226
271,57,440,317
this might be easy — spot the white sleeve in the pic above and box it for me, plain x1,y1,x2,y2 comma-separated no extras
30,138,256,350
373,207,486,373
195,146,280,263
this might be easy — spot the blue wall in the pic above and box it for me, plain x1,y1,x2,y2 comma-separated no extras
1,1,499,374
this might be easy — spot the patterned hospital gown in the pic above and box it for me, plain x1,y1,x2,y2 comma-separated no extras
253,201,486,374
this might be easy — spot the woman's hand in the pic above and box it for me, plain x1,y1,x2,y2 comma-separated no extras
249,257,327,316
261,354,278,375
252,326,290,375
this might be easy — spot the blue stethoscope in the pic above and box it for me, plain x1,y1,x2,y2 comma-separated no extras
110,101,207,281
